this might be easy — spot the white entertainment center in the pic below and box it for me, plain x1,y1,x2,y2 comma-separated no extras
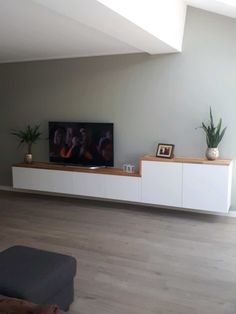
12,155,233,214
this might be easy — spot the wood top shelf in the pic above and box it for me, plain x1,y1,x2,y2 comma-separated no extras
13,162,141,177
141,155,232,166
13,155,232,179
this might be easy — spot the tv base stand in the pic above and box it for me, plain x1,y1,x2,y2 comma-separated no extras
12,156,233,214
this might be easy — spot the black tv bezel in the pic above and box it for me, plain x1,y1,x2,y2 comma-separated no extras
48,121,114,167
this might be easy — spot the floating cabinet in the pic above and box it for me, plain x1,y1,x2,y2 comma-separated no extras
12,164,141,202
12,156,233,214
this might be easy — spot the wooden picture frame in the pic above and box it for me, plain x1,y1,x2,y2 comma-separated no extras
156,143,175,159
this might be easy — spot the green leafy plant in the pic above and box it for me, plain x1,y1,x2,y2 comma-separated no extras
200,107,226,148
11,125,42,154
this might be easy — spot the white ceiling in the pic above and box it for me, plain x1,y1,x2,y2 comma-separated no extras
187,0,236,18
0,0,141,63
0,0,235,64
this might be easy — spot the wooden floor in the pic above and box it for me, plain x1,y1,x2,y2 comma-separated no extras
1,191,236,314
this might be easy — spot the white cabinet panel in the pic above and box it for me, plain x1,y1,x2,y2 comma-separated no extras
141,161,182,207
105,175,141,202
13,167,53,192
12,167,75,194
183,163,232,213
73,172,106,198
13,159,232,215
50,170,75,194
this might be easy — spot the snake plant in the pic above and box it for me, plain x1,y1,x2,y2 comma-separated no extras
200,107,226,148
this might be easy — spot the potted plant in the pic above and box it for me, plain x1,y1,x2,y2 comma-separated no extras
199,107,227,160
11,125,42,163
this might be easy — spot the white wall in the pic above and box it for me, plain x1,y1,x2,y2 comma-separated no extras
1,7,236,209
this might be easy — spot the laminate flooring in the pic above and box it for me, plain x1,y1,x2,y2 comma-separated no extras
0,191,236,314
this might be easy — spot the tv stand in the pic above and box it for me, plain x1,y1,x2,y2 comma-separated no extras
12,156,233,214
12,161,141,203
61,163,108,169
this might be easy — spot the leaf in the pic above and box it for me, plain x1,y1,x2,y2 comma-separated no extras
218,127,227,144
210,107,214,130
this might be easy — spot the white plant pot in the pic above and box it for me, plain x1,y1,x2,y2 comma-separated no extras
24,153,33,164
205,147,219,160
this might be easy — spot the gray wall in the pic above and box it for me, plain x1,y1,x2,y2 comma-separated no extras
1,7,236,209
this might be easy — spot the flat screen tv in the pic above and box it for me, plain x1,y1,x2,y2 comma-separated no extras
49,122,114,167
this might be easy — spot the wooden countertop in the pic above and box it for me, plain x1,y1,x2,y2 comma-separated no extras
13,156,232,179
13,162,141,177
141,155,232,166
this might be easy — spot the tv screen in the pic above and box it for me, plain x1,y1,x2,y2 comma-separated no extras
49,122,114,167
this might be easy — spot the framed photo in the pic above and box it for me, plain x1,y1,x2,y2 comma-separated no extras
156,143,175,159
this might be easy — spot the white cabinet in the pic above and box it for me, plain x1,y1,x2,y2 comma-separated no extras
182,163,232,213
105,175,141,202
141,160,182,207
12,166,141,202
141,159,232,213
12,157,233,214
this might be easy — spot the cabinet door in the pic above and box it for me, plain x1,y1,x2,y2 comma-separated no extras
141,161,182,207
50,170,75,194
13,167,75,195
182,163,232,213
12,167,54,192
105,175,141,202
73,172,106,198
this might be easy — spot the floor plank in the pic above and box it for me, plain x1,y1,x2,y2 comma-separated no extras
0,191,236,314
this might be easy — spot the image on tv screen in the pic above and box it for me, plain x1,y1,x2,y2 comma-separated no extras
49,122,114,167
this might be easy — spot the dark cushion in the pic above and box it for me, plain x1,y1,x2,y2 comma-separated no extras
0,246,76,305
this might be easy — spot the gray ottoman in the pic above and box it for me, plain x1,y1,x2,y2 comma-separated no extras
0,246,77,311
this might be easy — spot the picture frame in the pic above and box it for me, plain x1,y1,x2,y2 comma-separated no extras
156,143,175,159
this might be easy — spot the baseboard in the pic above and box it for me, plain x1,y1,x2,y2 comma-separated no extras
0,185,13,191
228,211,236,218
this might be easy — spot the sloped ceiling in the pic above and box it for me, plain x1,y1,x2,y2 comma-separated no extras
0,0,186,63
0,0,235,63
